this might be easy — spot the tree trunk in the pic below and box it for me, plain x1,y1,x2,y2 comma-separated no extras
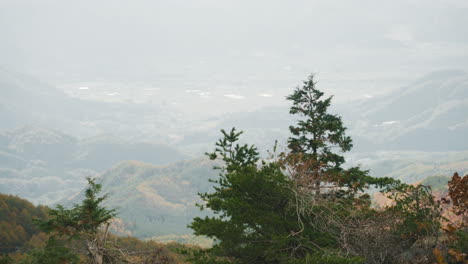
315,173,321,196
87,223,110,264
87,241,104,264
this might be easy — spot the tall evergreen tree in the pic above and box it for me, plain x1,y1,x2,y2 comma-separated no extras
287,74,352,169
190,74,403,264
190,129,365,263
285,74,375,195
191,128,303,264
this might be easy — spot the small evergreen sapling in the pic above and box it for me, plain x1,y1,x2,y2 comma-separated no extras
37,178,117,264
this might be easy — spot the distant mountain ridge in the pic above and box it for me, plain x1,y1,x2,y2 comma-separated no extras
0,67,80,131
359,70,468,121
348,70,468,151
0,126,187,204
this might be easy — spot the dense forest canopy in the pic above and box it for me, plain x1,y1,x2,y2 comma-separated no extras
0,194,48,254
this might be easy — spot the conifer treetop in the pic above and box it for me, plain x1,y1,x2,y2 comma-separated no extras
287,74,352,170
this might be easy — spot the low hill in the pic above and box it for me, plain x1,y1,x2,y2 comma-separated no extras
72,135,186,171
64,159,218,239
0,193,195,263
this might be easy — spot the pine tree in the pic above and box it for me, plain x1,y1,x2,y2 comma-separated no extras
190,128,304,264
37,178,117,264
287,74,352,168
190,128,366,264
190,75,402,264
286,74,353,195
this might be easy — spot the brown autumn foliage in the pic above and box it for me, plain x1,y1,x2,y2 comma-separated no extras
446,172,468,219
435,172,468,264
0,194,48,253
277,151,442,263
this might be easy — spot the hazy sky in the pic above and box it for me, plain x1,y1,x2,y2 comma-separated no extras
1,0,467,105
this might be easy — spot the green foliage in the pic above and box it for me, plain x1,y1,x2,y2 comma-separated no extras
206,128,260,171
287,74,352,170
0,254,13,264
36,177,117,263
452,229,468,254
190,75,412,264
298,252,364,264
387,184,442,241
285,74,399,194
192,128,305,263
21,237,79,264
181,248,232,264
67,159,218,239
190,127,374,263
37,177,116,238
188,73,459,264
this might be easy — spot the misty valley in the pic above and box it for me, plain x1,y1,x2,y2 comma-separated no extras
1,67,467,263
1,1,467,263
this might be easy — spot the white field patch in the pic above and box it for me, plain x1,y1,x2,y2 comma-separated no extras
382,120,400,125
186,89,211,98
224,94,245,100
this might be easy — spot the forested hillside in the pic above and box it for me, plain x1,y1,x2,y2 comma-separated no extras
0,194,48,253
0,192,194,264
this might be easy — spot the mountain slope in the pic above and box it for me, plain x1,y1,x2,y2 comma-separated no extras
0,126,188,205
64,159,218,239
0,67,78,131
348,150,468,184
349,70,468,151
0,193,48,253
